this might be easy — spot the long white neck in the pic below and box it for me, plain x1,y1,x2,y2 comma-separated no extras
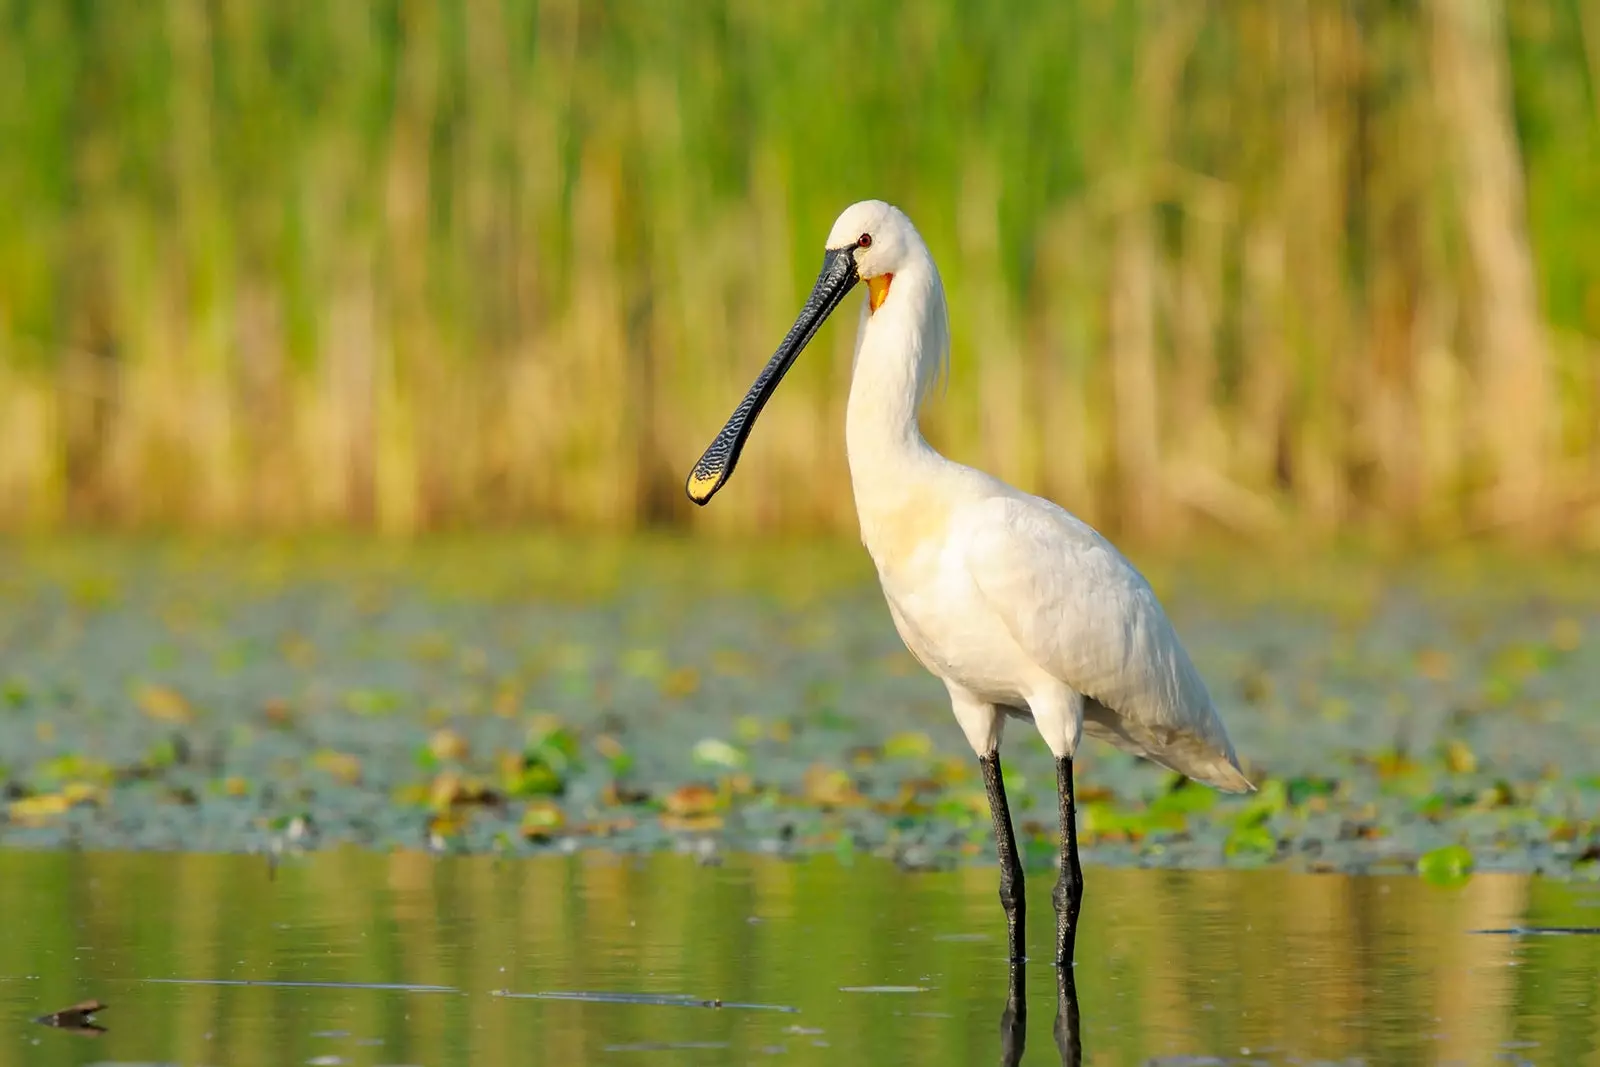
845,254,952,556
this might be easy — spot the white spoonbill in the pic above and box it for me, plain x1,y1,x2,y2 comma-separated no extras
686,200,1252,965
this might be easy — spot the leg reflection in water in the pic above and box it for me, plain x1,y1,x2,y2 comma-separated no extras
1054,966,1082,1066
999,960,1082,1066
999,962,1026,1065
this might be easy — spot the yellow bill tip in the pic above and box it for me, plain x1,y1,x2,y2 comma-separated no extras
686,468,721,505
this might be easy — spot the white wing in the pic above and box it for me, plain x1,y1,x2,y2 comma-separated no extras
964,494,1252,792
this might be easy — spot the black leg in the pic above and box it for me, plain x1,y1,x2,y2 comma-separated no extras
1052,756,1084,966
1054,963,1082,1066
998,960,1026,1066
980,751,1026,962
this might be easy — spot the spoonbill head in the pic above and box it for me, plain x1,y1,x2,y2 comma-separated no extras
686,200,943,505
687,200,1252,966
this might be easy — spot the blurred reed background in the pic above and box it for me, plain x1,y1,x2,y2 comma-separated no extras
2,0,1598,542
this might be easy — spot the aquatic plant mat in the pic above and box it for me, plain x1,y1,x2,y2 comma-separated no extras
1,538,1598,883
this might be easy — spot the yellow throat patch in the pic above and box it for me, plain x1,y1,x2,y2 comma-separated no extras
867,273,893,313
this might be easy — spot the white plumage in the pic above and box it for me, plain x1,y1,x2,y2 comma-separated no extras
833,199,1251,793
688,198,1251,964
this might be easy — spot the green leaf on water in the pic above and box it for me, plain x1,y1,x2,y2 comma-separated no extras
1417,844,1474,886
143,736,183,770
504,761,564,797
692,738,746,769
833,832,857,866
1151,780,1218,816
932,794,985,825
807,707,857,731
501,721,584,797
36,754,114,787
1022,836,1058,872
1081,801,1137,838
883,731,935,760
1231,778,1287,825
1135,807,1189,835
621,647,668,681
1286,776,1338,807
1,678,29,709
344,689,400,716
1442,739,1477,775
1416,792,1455,819
527,723,582,769
1225,823,1277,857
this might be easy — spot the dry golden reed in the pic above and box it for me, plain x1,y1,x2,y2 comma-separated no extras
1,1,1598,543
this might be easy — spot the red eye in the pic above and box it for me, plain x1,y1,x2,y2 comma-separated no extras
857,233,872,249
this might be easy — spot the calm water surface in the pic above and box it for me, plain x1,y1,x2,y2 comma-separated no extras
2,851,1597,1066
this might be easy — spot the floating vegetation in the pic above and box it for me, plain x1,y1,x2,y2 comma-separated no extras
0,540,1597,879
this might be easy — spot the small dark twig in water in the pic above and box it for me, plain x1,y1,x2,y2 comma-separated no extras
35,1000,108,1036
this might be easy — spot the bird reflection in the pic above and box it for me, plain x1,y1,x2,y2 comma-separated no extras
999,962,1081,1067
1054,967,1082,1066
999,963,1026,1065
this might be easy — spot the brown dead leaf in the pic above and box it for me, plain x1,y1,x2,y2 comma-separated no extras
1443,739,1477,775
520,800,566,841
602,781,652,806
9,783,101,825
1415,648,1453,681
847,745,880,767
802,764,864,808
9,794,71,822
660,812,725,832
262,699,296,728
280,633,317,667
429,772,502,811
878,778,942,816
312,751,363,785
1552,618,1583,652
427,810,467,842
930,756,972,786
429,728,471,763
663,783,720,817
492,683,522,718
137,684,193,724
661,667,701,698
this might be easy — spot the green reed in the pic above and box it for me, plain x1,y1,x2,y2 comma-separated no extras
1,0,1597,542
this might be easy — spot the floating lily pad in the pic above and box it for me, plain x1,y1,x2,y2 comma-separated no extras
1418,844,1475,886
692,739,747,769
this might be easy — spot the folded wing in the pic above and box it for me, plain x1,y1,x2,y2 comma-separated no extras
964,495,1252,793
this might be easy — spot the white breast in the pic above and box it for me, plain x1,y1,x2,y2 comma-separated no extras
872,513,1052,709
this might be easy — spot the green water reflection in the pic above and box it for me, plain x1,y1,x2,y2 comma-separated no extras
2,851,1597,1065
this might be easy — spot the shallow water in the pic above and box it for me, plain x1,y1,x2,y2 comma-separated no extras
4,851,1599,1066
